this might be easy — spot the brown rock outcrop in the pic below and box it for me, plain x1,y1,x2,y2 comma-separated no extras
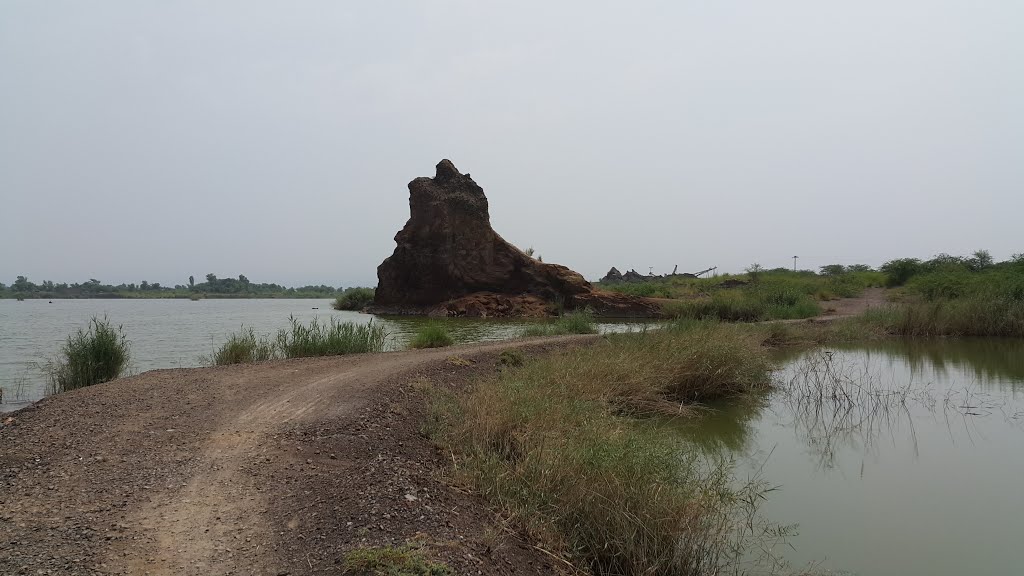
371,160,662,318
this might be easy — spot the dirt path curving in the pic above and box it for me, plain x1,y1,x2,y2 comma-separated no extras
1,336,596,576
816,287,889,320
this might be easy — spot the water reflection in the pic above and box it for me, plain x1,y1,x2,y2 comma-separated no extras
831,338,1024,392
679,339,1024,576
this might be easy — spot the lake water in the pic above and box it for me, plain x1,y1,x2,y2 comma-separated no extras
0,299,635,409
681,339,1024,575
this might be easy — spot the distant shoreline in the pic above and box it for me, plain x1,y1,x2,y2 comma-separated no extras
2,294,338,300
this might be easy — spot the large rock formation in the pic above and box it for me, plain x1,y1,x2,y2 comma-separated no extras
371,160,662,317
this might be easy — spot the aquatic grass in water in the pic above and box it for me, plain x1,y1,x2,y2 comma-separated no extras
521,310,598,337
409,322,455,349
47,315,131,393
276,316,387,358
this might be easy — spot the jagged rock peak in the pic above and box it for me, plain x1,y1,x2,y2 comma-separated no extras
434,158,461,181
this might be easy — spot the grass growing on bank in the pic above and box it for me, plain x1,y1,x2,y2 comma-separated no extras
47,316,131,393
211,327,276,365
522,310,599,337
429,323,779,574
333,287,375,311
409,322,454,349
342,544,451,575
862,298,1024,338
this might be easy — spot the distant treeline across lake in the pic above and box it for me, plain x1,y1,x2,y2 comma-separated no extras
1,274,371,299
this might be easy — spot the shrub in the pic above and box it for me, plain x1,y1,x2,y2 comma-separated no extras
409,322,454,349
211,327,276,365
333,287,375,311
276,316,388,358
48,316,131,393
880,258,924,287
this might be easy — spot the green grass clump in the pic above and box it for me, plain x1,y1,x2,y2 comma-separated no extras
429,324,777,574
409,322,455,349
342,544,451,575
211,327,276,365
276,316,388,358
48,316,131,393
522,310,599,336
333,287,375,311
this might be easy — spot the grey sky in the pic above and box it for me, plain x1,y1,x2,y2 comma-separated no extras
2,1,1021,287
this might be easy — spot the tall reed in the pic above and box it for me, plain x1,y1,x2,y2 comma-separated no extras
276,316,388,358
210,326,276,365
47,316,131,393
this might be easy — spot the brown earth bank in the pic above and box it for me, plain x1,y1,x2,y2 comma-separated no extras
0,336,599,576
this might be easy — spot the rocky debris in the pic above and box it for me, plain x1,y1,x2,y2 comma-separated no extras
371,160,662,317
600,267,699,284
600,267,624,283
622,269,648,282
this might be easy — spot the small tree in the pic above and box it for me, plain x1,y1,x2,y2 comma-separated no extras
968,249,993,271
189,275,195,289
880,258,922,287
820,264,847,276
745,263,764,283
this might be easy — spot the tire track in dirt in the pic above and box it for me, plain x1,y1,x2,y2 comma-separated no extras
100,336,591,575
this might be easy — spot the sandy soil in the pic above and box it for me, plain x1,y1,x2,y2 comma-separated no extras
1,336,597,576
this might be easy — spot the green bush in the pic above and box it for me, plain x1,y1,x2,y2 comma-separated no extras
48,316,131,393
276,316,388,357
332,287,375,311
409,322,454,349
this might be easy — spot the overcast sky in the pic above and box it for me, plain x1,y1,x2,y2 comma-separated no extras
2,1,1021,287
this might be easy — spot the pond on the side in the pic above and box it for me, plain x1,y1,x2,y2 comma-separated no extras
677,339,1024,575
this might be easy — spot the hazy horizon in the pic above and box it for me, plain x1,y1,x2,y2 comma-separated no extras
3,1,1021,288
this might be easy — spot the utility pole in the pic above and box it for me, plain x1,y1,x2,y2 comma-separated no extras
792,255,799,272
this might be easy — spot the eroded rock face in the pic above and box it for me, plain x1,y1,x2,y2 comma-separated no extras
372,160,661,317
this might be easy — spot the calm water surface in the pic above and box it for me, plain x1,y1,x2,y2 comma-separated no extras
0,299,635,408
681,339,1024,576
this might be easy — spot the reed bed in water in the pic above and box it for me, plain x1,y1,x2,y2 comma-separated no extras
209,317,388,365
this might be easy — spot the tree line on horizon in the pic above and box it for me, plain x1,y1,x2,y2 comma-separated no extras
0,273,368,299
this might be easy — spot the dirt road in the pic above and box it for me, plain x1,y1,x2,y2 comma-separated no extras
1,336,595,575
817,287,889,320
